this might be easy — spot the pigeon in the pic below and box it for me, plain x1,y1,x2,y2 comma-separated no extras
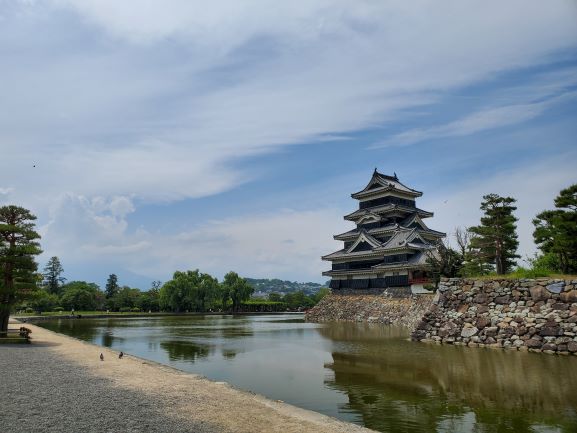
119,351,124,359
100,353,104,361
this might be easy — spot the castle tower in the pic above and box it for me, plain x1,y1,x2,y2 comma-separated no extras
322,170,445,293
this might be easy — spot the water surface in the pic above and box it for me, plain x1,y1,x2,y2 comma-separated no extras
38,314,577,433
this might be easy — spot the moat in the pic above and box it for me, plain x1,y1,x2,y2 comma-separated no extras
38,314,577,433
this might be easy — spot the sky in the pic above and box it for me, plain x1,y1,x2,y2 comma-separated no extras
1,0,576,289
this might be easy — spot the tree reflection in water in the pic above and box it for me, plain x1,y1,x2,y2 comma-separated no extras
319,323,577,433
160,340,213,362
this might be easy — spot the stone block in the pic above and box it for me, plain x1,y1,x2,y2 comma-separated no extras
567,341,577,353
525,339,542,349
530,286,551,302
560,290,577,303
540,326,563,337
475,316,491,329
495,295,511,305
542,343,557,351
461,326,479,338
473,293,489,304
547,282,564,294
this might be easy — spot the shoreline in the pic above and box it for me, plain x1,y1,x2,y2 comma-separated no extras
3,320,372,433
16,311,304,323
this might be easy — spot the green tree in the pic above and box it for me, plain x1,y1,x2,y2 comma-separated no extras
60,281,102,311
425,240,464,284
0,206,42,333
268,292,282,302
138,281,161,312
28,289,60,313
218,282,231,310
112,286,142,311
222,271,253,312
312,287,330,304
42,256,65,295
160,270,201,312
469,194,520,274
105,273,119,299
533,184,577,274
197,273,219,312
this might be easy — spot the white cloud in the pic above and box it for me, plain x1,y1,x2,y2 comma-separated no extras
40,202,349,282
374,89,577,148
1,1,577,206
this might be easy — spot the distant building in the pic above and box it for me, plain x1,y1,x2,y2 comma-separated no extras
322,170,445,293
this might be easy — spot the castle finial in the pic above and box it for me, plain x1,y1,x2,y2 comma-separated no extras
374,167,377,174
394,171,398,179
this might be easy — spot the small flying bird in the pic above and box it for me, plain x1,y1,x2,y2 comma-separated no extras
100,353,104,361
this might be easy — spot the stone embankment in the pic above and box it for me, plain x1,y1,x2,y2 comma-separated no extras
412,277,577,355
306,289,433,329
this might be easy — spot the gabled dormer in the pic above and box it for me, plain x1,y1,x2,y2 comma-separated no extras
346,231,382,253
402,213,429,230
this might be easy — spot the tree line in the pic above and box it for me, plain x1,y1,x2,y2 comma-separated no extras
428,184,577,281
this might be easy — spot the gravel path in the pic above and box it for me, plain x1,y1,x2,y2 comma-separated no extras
0,343,217,433
1,322,373,433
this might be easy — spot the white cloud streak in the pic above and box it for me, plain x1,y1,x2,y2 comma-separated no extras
2,1,577,205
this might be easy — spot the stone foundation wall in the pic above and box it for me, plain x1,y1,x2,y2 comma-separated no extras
305,289,433,329
412,277,577,355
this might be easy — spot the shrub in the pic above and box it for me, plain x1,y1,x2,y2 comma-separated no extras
119,307,131,313
25,307,34,313
130,307,141,312
53,307,64,312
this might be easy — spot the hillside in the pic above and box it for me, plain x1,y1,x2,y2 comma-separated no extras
245,278,328,298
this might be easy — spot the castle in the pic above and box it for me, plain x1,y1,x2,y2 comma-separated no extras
322,170,444,293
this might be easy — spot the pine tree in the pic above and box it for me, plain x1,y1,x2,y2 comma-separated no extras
533,184,577,274
43,256,66,295
0,206,42,333
105,274,119,299
469,194,519,275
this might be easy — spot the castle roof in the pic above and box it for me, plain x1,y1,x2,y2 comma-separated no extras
351,170,422,199
322,227,434,261
344,204,433,221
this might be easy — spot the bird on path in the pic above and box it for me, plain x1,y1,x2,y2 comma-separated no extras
100,353,104,361
119,351,124,359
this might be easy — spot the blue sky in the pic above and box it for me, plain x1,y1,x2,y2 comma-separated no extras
1,1,576,289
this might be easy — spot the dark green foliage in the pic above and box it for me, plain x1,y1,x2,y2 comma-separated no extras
29,289,60,313
110,286,142,310
244,278,326,296
267,287,328,309
222,271,253,312
533,184,577,274
138,282,161,312
105,274,119,298
469,194,520,274
159,269,220,312
0,205,42,332
42,256,65,295
425,241,464,284
60,281,103,311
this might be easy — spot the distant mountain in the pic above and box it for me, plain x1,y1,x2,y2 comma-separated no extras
245,278,328,298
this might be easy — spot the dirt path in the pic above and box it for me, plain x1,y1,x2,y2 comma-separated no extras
1,321,373,433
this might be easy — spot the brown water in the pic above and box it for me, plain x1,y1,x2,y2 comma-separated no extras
38,314,577,433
